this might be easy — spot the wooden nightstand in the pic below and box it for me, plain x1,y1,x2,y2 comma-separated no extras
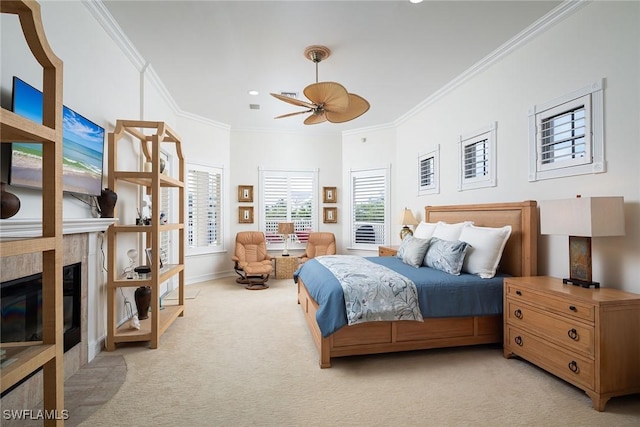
275,256,298,279
503,276,640,411
378,245,399,257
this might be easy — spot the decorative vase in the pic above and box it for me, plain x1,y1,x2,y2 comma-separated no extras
1,182,21,219
96,188,117,218
134,286,152,320
159,158,166,174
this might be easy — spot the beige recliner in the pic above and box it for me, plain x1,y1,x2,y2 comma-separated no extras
299,232,336,264
232,231,273,290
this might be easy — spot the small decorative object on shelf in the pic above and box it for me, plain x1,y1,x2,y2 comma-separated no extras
125,248,138,279
0,182,21,219
134,286,152,320
96,187,117,218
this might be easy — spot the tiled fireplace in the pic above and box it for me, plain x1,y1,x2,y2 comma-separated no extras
0,218,113,410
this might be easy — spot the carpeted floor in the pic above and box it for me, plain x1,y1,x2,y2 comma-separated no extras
80,276,640,426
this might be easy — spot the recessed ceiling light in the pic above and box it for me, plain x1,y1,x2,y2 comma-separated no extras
409,0,423,3
248,90,259,96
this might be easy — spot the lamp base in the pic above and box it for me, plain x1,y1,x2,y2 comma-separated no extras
562,278,600,288
281,253,290,257
400,226,413,240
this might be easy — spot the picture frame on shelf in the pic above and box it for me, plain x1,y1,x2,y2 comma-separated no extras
238,185,253,202
323,186,337,203
239,206,254,223
323,207,337,223
145,247,163,269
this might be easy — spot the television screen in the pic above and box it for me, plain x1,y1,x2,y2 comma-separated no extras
9,76,105,196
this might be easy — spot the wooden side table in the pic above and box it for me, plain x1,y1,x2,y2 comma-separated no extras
275,256,299,279
378,245,399,257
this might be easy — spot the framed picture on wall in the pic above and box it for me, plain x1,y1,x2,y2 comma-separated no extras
239,206,254,223
238,185,253,202
323,207,337,224
323,187,337,203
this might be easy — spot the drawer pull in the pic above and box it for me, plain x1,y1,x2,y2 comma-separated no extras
515,290,522,296
514,336,523,346
569,305,577,312
567,328,579,341
514,308,523,319
568,360,580,373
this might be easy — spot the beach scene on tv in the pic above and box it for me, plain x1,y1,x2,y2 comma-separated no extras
10,78,105,196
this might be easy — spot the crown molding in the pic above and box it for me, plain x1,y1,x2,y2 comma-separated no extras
395,0,588,127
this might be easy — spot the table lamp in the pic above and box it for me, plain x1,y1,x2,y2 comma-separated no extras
539,195,625,288
278,222,295,256
399,208,418,240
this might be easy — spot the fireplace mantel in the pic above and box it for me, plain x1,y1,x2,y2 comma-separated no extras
0,218,116,239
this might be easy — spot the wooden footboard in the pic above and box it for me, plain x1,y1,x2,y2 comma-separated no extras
298,278,502,368
297,201,537,368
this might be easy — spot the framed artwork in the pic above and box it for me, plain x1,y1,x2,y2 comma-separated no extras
323,207,337,224
145,248,163,269
323,186,337,203
239,206,254,223
238,185,253,202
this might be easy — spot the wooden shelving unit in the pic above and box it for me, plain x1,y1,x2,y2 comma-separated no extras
0,1,65,424
105,120,185,350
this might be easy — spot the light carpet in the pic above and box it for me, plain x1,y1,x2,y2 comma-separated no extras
82,277,640,426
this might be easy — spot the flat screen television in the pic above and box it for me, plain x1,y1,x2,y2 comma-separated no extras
9,76,105,196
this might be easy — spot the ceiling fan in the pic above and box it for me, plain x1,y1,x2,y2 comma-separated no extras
271,45,370,125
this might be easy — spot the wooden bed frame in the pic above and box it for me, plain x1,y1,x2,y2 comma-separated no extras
297,201,538,368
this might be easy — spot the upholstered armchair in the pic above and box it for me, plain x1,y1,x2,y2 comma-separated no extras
299,232,336,264
232,231,273,290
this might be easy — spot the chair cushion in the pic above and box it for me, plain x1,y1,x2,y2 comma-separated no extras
243,260,273,275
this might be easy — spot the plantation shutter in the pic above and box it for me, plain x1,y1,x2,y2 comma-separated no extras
351,168,388,247
186,165,222,251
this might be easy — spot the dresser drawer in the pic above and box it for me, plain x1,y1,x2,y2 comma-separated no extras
506,283,595,323
506,325,594,390
506,300,594,357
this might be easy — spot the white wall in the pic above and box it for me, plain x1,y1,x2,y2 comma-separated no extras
342,1,640,292
230,129,343,258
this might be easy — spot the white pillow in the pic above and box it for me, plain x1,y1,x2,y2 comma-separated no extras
413,221,438,240
459,224,512,279
432,221,473,241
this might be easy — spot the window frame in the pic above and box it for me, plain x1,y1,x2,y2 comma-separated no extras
259,167,318,251
458,122,497,191
185,162,224,256
349,165,391,250
528,79,604,181
418,145,439,195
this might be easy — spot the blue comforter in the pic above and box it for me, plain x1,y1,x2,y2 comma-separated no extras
294,256,505,337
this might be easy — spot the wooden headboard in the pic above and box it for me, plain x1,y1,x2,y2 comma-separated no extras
425,201,538,277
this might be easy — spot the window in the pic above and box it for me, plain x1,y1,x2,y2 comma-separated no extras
529,79,604,181
418,145,439,195
350,167,390,248
458,123,496,191
186,164,223,255
259,168,318,250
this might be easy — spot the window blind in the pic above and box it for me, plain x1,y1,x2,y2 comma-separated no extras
351,170,387,246
540,106,586,165
186,166,222,249
464,139,489,179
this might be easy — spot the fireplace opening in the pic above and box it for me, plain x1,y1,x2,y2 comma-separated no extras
1,262,81,352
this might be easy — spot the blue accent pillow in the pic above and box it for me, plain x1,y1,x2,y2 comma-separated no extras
424,237,470,275
399,236,431,268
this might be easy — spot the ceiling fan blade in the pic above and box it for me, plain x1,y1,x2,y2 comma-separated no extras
303,82,349,113
304,112,327,125
325,93,370,123
270,93,316,109
274,110,312,119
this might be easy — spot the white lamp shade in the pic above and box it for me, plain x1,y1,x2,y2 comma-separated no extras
539,196,625,237
399,208,418,226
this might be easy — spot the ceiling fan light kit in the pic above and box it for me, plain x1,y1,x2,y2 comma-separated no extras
271,45,370,125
